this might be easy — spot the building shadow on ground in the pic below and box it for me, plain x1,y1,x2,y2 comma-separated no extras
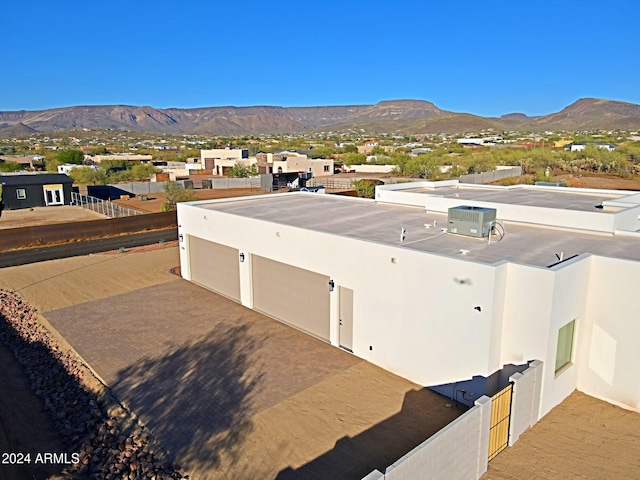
276,387,466,480
111,323,264,473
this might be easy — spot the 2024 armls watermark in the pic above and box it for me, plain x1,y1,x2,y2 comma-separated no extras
1,452,80,465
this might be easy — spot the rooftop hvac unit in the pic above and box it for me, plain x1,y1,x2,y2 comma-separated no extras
447,206,497,238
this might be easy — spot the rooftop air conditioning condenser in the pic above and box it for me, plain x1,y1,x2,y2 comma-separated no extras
447,206,497,238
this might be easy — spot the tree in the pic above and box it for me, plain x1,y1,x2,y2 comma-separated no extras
402,154,440,178
344,152,366,165
342,144,358,154
130,163,159,181
351,179,382,199
228,162,258,178
161,181,198,211
45,158,63,172
307,147,336,159
108,169,134,183
56,149,85,165
89,146,109,155
465,154,497,174
0,161,22,172
69,167,108,185
0,146,16,155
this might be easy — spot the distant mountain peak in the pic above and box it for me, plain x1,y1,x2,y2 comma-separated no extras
0,98,639,137
500,113,529,120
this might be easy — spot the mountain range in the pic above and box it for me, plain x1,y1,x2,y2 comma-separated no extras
1,98,640,137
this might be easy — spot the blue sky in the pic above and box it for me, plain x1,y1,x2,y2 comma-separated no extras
2,0,638,117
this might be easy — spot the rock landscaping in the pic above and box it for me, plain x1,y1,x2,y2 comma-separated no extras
0,289,187,479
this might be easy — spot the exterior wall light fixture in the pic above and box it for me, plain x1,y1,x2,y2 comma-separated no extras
328,280,335,292
239,253,245,263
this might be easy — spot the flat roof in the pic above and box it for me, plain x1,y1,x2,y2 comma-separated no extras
0,173,73,186
403,185,624,212
197,194,640,268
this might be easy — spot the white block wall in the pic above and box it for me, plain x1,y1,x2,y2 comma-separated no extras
379,396,491,480
362,471,384,480
508,360,543,445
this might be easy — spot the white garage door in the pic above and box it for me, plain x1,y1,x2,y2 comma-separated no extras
252,255,330,341
188,235,241,302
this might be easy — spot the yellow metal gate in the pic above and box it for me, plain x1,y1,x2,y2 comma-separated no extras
488,383,513,461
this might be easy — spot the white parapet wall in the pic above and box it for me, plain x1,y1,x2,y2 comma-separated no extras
375,181,637,234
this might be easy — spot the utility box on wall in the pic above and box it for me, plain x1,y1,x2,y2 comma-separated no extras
447,206,497,238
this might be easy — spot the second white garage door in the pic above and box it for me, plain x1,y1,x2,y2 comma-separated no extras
188,235,241,302
252,255,330,341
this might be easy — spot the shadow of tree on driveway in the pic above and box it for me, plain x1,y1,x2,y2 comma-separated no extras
111,323,264,474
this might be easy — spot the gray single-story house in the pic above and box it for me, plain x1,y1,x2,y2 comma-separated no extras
0,173,74,210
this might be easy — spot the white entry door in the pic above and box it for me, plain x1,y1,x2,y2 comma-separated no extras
43,185,64,206
339,286,354,351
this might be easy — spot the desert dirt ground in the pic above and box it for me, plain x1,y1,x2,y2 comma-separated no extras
0,205,106,229
0,187,275,230
556,173,640,190
0,246,463,479
113,187,278,213
482,390,640,480
0,343,67,480
494,173,640,191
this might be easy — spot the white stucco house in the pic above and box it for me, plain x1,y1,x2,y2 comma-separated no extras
255,151,333,178
177,180,640,421
200,148,255,176
564,142,617,152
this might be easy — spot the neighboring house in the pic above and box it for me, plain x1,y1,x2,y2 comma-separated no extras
457,138,486,146
358,139,380,155
457,136,503,146
57,163,97,174
152,161,190,178
255,151,333,178
87,154,153,164
564,142,617,152
185,157,205,172
345,164,396,174
200,148,252,176
57,164,77,175
411,148,433,156
0,155,45,170
177,180,640,424
0,173,74,210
